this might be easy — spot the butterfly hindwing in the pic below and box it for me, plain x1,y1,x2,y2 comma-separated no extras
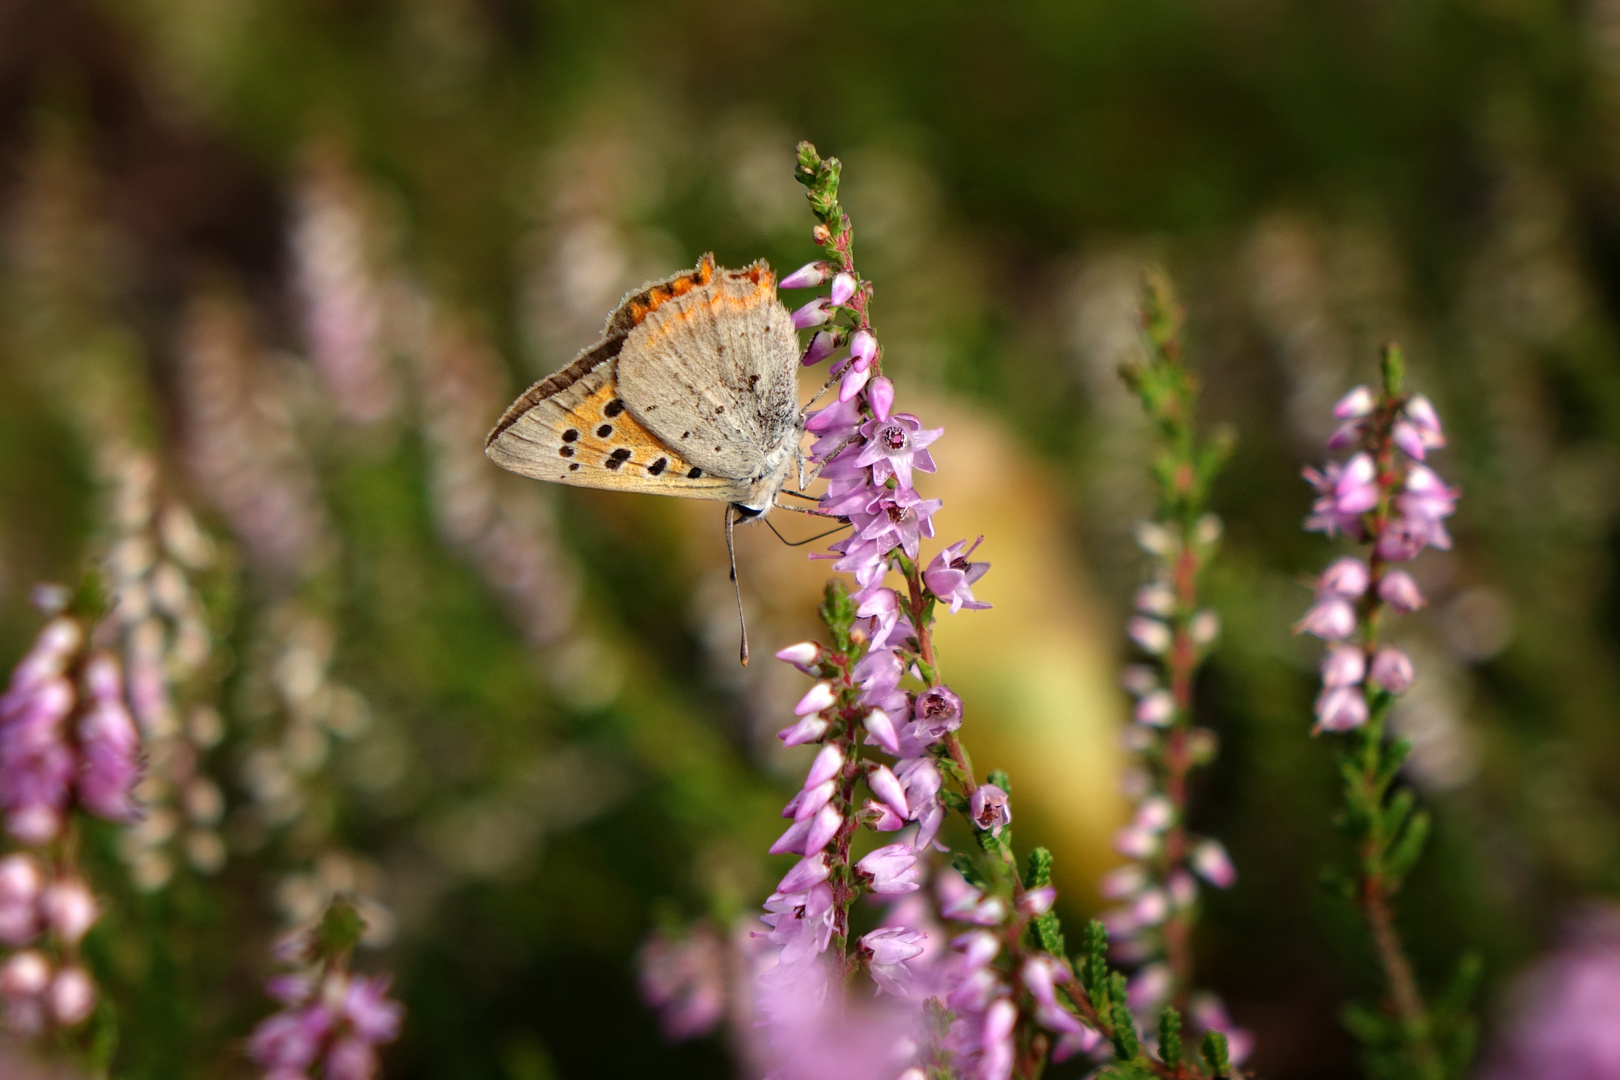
484,340,745,501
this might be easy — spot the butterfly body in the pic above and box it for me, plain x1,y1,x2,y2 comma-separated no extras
486,254,803,518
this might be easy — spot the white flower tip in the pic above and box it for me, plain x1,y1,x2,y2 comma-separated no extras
774,641,820,666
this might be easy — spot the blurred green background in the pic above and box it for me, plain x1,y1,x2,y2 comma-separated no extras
1,1,1618,1077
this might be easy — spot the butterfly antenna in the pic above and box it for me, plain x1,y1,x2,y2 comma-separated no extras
726,505,749,666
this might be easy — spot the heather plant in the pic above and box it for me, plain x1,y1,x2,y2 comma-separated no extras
1295,348,1479,1080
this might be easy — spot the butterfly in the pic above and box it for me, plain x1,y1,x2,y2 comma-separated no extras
485,254,816,661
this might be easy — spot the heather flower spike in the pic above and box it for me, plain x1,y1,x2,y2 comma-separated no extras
639,145,1240,1080
1106,267,1249,1060
1297,343,1475,1074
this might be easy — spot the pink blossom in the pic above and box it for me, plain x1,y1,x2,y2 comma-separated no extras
792,297,833,329
780,261,832,289
853,414,941,491
969,785,1011,835
1297,597,1357,640
849,330,878,372
912,685,963,740
859,927,926,995
1318,556,1370,598
1321,645,1366,688
1191,839,1237,888
924,538,991,614
1377,570,1425,612
1315,685,1369,732
1368,647,1415,694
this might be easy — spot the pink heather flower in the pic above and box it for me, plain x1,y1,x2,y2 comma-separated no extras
1393,395,1446,461
859,927,926,996
1376,516,1440,562
912,685,963,741
0,854,42,947
1099,864,1148,899
1127,963,1173,1013
924,538,991,614
867,765,909,819
1132,888,1169,926
792,297,832,329
1304,453,1379,537
853,414,941,491
863,708,900,755
896,759,943,821
1134,795,1174,832
855,588,905,651
1400,465,1459,523
804,804,843,854
635,932,725,1036
40,879,97,946
1133,690,1176,727
801,329,838,367
1377,570,1425,612
778,855,832,895
75,657,142,823
781,261,832,289
980,998,1018,1080
856,486,941,561
794,682,837,717
1368,647,1415,694
1297,597,1357,640
1189,610,1220,645
1191,839,1237,888
1321,645,1366,688
761,883,836,965
46,967,95,1027
830,273,858,307
0,949,50,998
938,872,1008,927
1315,685,1369,733
1114,826,1159,860
855,650,908,717
868,376,895,421
839,364,871,402
969,785,1011,835
771,817,814,856
1022,957,1100,1060
779,715,830,747
1018,885,1056,916
1478,907,1620,1080
1120,665,1158,696
1334,385,1376,419
804,397,864,458
1134,583,1176,617
775,642,822,668
804,745,846,789
862,798,907,832
787,780,835,823
1319,556,1371,598
850,330,878,372
1127,617,1172,655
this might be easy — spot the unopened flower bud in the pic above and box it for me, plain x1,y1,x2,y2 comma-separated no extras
1133,690,1176,727
1333,385,1375,419
780,261,832,289
794,682,837,716
1315,685,1369,732
1120,665,1158,696
1132,888,1169,926
47,967,95,1026
1134,795,1174,832
1168,869,1198,908
849,329,878,371
1189,610,1220,645
804,744,845,789
0,950,50,997
838,364,870,402
791,298,832,329
867,376,895,421
1194,514,1223,546
1191,839,1236,888
1377,571,1425,613
1134,584,1175,617
1319,557,1370,598
1099,864,1147,899
1368,647,1415,694
1127,617,1172,655
41,880,98,946
1018,885,1057,915
1321,645,1366,688
801,330,838,367
1135,522,1177,558
774,641,821,668
830,273,857,306
1296,598,1357,640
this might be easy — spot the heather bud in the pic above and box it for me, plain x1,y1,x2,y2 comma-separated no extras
779,261,832,289
774,641,821,668
1377,570,1425,613
1368,647,1415,694
794,682,837,716
830,273,857,306
47,967,95,1026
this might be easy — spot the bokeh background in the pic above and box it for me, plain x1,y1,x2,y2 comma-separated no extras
1,1,1618,1077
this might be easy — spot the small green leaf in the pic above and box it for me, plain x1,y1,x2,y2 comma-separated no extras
950,853,985,889
1108,972,1138,1059
986,769,1011,793
1381,343,1406,397
1025,846,1054,889
1385,809,1431,888
1158,1007,1183,1066
1200,1029,1231,1077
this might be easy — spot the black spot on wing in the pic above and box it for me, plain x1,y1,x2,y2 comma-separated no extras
605,448,632,470
648,458,667,476
604,399,625,417
597,424,613,438
562,429,579,442
559,446,574,458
